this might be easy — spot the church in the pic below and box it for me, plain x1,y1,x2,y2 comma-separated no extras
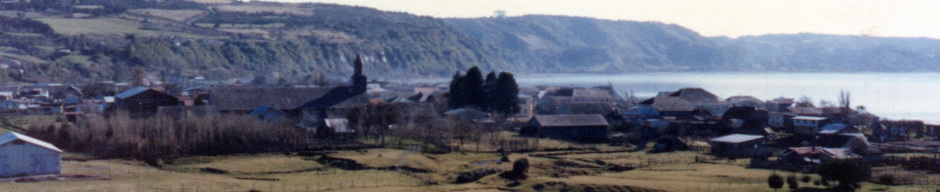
209,55,369,119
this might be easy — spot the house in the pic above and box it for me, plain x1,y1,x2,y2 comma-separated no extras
708,134,767,157
721,106,768,132
522,114,609,143
726,95,764,108
211,56,368,118
113,87,180,117
768,112,795,130
637,88,721,118
779,146,862,170
818,107,856,123
766,97,795,112
0,132,62,178
792,116,830,135
516,94,536,118
818,123,859,135
816,133,871,150
0,100,27,112
786,107,824,117
926,122,940,138
873,120,921,142
537,87,616,115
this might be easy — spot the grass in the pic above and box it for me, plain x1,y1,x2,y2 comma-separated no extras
127,9,206,22
0,52,48,64
168,154,325,174
215,4,316,16
1,142,938,192
36,17,216,38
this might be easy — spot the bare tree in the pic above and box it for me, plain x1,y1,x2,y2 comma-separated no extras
796,96,814,107
839,90,851,110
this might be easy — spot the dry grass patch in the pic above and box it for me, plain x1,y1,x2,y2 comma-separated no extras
128,9,206,22
216,4,315,16
170,154,324,174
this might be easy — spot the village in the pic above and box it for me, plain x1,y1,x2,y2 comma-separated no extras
0,57,937,192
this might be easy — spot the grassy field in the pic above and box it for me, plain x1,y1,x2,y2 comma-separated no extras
128,9,206,22
215,4,316,16
1,137,938,192
36,17,213,38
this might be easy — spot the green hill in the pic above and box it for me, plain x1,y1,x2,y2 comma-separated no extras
1,1,940,83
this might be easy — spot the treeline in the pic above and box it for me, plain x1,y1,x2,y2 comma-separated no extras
448,66,519,115
26,112,314,166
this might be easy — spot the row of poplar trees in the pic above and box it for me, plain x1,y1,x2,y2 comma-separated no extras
448,66,519,115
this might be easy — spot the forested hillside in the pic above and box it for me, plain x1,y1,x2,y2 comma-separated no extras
1,1,939,83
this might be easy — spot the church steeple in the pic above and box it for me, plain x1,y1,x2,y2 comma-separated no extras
354,55,363,78
350,55,367,94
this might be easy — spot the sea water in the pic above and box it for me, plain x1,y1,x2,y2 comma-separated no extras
514,73,940,122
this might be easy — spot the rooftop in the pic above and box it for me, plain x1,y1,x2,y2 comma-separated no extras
0,132,62,153
709,134,764,143
533,114,609,127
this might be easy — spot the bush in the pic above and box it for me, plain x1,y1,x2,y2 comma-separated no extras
879,174,896,185
500,158,529,180
787,175,799,189
818,159,871,191
768,173,784,191
800,175,812,183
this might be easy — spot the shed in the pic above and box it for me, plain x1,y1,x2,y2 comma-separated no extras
0,132,62,177
523,114,609,143
709,134,767,157
114,87,179,116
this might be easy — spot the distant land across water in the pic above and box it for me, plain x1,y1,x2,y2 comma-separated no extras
510,73,940,122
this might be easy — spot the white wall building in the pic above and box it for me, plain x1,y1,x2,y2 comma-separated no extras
0,132,62,177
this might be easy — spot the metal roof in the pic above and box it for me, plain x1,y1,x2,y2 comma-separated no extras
793,116,828,121
709,134,764,143
0,132,62,153
114,87,152,99
533,114,609,127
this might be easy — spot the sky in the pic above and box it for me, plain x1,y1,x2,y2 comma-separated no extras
265,0,940,39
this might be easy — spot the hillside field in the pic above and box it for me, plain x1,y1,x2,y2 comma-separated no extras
1,148,936,192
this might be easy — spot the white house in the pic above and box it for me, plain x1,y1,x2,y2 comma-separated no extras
0,132,62,178
792,116,829,134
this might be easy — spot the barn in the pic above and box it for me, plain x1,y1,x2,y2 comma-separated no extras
0,132,62,178
522,114,609,143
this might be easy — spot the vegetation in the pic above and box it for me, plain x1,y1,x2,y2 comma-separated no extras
447,66,519,115
818,159,872,191
4,1,940,83
767,173,783,191
24,111,315,166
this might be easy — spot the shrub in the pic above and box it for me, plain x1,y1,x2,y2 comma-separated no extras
879,174,896,185
768,173,784,191
787,175,799,189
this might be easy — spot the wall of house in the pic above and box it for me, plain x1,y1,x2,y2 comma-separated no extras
539,126,608,143
0,142,61,177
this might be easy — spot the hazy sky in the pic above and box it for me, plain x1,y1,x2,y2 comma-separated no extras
266,0,940,39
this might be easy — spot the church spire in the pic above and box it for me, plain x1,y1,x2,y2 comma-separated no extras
354,55,363,77
350,55,367,94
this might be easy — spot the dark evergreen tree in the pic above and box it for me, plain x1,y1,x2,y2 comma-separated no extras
448,71,465,109
463,66,485,109
494,72,519,115
482,71,498,111
818,159,871,190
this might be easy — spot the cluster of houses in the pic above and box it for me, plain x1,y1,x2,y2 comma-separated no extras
4,54,940,177
513,85,940,171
